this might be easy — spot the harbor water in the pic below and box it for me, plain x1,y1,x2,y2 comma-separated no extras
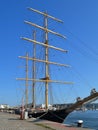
64,110,98,129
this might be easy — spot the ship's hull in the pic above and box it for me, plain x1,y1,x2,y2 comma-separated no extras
28,109,70,123
28,92,98,123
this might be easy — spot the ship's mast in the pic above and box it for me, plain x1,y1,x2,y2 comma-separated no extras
44,12,49,109
32,31,36,108
25,52,29,108
25,8,66,109
17,8,73,109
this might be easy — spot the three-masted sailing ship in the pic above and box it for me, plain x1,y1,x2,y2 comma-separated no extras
17,7,98,123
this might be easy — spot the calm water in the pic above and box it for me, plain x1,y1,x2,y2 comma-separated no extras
64,110,98,130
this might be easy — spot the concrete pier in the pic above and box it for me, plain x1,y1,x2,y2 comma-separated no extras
0,112,93,130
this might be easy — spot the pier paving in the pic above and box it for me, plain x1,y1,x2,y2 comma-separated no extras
0,112,93,130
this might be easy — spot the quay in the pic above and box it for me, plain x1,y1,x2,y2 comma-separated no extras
0,112,93,130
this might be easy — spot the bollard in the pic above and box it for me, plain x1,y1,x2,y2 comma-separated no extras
24,111,28,120
77,120,83,127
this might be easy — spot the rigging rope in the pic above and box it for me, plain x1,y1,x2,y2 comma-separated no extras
49,111,64,121
64,26,98,57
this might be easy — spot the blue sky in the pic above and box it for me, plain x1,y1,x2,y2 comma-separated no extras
0,0,98,106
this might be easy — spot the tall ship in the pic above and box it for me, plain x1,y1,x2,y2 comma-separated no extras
17,7,98,123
